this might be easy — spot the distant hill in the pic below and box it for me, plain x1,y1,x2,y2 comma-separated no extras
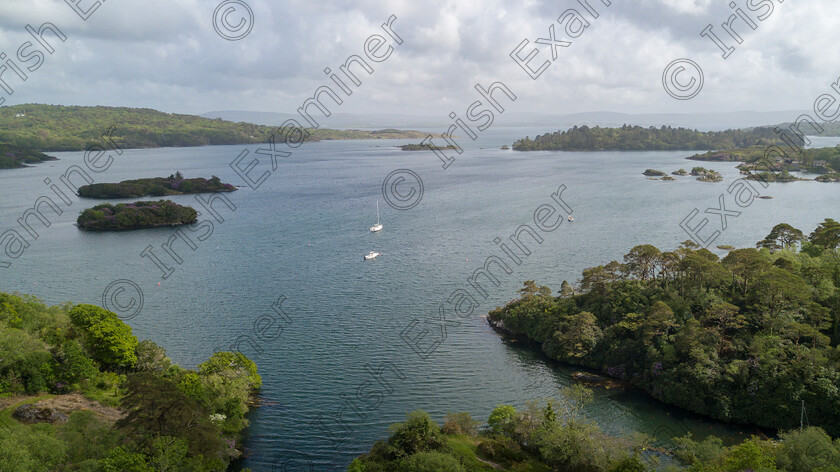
0,104,437,153
512,125,794,152
204,109,811,131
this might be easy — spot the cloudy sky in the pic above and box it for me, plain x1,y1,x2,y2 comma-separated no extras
0,0,835,117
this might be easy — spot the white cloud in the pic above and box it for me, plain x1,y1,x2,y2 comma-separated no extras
0,0,834,117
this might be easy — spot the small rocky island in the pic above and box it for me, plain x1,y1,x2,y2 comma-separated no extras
78,173,235,199
644,167,721,182
400,143,458,151
77,200,197,231
692,166,723,182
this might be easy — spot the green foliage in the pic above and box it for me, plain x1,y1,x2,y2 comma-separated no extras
76,200,198,231
487,405,518,437
78,176,236,199
442,412,479,436
134,340,172,373
387,411,444,458
398,451,465,472
488,219,840,436
0,292,259,471
0,426,67,472
513,125,787,151
0,104,435,154
354,406,840,472
68,304,138,369
0,142,54,168
101,447,154,472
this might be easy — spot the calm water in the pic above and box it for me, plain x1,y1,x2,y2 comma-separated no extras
2,128,839,471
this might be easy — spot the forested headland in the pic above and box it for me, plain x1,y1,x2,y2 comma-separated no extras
0,142,57,169
351,219,840,472
512,125,788,151
690,144,840,177
78,173,236,199
0,104,436,153
77,200,198,231
0,293,261,471
488,219,840,437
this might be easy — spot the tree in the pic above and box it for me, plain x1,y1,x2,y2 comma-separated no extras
722,249,769,295
752,268,810,332
553,312,602,359
68,304,138,370
117,373,222,459
559,280,575,298
441,412,478,436
810,218,840,250
624,245,661,281
518,280,550,298
487,405,518,437
135,340,172,373
757,223,805,252
640,301,676,346
387,411,443,458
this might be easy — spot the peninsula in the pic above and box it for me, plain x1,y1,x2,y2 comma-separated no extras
0,104,440,159
512,124,790,151
0,142,56,169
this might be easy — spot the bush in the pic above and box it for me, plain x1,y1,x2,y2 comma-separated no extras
776,427,840,472
487,404,517,437
441,412,478,436
398,452,464,472
477,437,525,462
387,411,443,458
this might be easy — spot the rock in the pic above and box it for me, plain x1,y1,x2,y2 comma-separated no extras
12,404,69,424
643,169,666,176
571,372,626,389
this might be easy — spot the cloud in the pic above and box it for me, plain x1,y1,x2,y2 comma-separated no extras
0,0,834,118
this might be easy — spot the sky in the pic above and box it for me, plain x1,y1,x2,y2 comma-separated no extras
0,0,836,117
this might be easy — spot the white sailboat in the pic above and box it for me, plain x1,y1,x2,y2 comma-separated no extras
370,201,383,232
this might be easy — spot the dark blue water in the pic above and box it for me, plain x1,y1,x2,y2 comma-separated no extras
2,128,838,471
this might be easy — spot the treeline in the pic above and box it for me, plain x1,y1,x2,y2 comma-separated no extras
512,125,788,151
351,401,840,471
0,104,433,152
488,219,840,437
77,200,197,231
692,145,840,175
0,142,56,168
78,174,236,199
0,292,261,471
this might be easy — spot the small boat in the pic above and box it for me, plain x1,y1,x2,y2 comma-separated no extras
364,251,380,260
568,216,574,222
370,201,383,232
